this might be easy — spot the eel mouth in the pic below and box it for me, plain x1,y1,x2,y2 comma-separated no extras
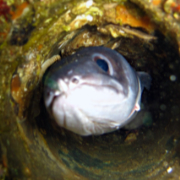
48,76,126,108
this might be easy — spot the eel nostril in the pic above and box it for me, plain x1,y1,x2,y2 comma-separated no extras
71,77,79,84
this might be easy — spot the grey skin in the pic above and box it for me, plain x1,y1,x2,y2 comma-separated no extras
43,46,151,136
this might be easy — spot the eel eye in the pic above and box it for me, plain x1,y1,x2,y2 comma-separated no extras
95,59,109,73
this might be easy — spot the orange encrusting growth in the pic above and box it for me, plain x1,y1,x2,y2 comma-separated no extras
11,74,21,101
38,44,43,51
10,2,29,20
0,32,7,39
115,5,155,32
152,0,161,6
171,2,180,12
